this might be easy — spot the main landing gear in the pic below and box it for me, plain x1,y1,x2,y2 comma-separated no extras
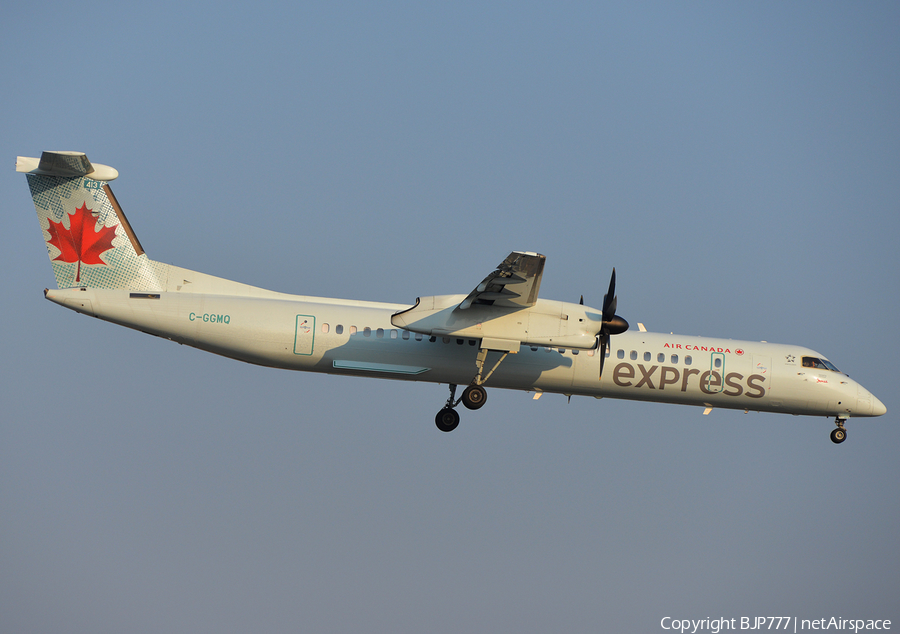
434,383,490,432
461,384,487,409
830,417,847,444
435,406,460,433
434,347,509,432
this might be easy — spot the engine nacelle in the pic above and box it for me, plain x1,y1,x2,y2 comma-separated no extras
391,295,601,350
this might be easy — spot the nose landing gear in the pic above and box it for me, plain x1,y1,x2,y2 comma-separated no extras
830,417,847,444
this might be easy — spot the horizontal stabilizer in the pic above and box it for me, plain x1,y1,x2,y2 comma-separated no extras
16,151,118,181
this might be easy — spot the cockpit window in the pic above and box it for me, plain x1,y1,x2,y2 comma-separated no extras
802,356,840,372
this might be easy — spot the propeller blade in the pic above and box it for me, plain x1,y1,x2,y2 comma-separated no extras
598,332,609,379
597,268,627,380
602,268,618,324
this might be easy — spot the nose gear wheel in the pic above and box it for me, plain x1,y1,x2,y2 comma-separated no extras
831,417,847,444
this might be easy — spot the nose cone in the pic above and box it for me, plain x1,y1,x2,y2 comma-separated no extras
872,395,887,417
858,384,887,417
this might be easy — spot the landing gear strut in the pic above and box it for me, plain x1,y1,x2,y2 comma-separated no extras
432,348,508,431
435,384,461,432
433,380,492,431
830,417,847,444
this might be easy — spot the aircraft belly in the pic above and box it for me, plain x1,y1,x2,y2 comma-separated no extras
491,348,575,391
320,338,576,391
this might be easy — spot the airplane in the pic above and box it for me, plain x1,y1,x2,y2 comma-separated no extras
18,151,886,442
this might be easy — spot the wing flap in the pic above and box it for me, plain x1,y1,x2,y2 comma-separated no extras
457,251,545,310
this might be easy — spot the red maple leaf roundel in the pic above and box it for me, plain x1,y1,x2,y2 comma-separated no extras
46,202,117,282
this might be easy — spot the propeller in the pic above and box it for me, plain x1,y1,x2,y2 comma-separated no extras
597,268,629,379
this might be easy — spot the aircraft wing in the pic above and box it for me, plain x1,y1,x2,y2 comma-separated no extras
456,251,546,310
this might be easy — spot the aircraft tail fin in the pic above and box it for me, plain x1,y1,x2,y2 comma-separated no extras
18,152,168,291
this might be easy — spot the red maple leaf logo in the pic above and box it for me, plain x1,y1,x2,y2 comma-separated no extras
46,202,117,282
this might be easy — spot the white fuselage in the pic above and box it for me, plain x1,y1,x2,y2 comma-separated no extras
45,286,884,420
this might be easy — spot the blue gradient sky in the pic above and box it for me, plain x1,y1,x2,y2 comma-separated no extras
2,2,898,632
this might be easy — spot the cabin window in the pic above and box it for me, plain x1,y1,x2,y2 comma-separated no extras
376,328,384,338
415,333,423,341
630,350,638,361
321,323,330,334
658,353,665,363
714,357,722,368
363,327,371,337
442,337,451,344
802,356,840,372
469,339,476,346
349,326,357,335
336,324,344,335
644,352,651,362
685,355,692,365
617,349,625,359
429,336,437,342
456,338,464,345
671,354,678,364
401,330,409,340
586,348,594,356
531,346,538,352
572,349,579,355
